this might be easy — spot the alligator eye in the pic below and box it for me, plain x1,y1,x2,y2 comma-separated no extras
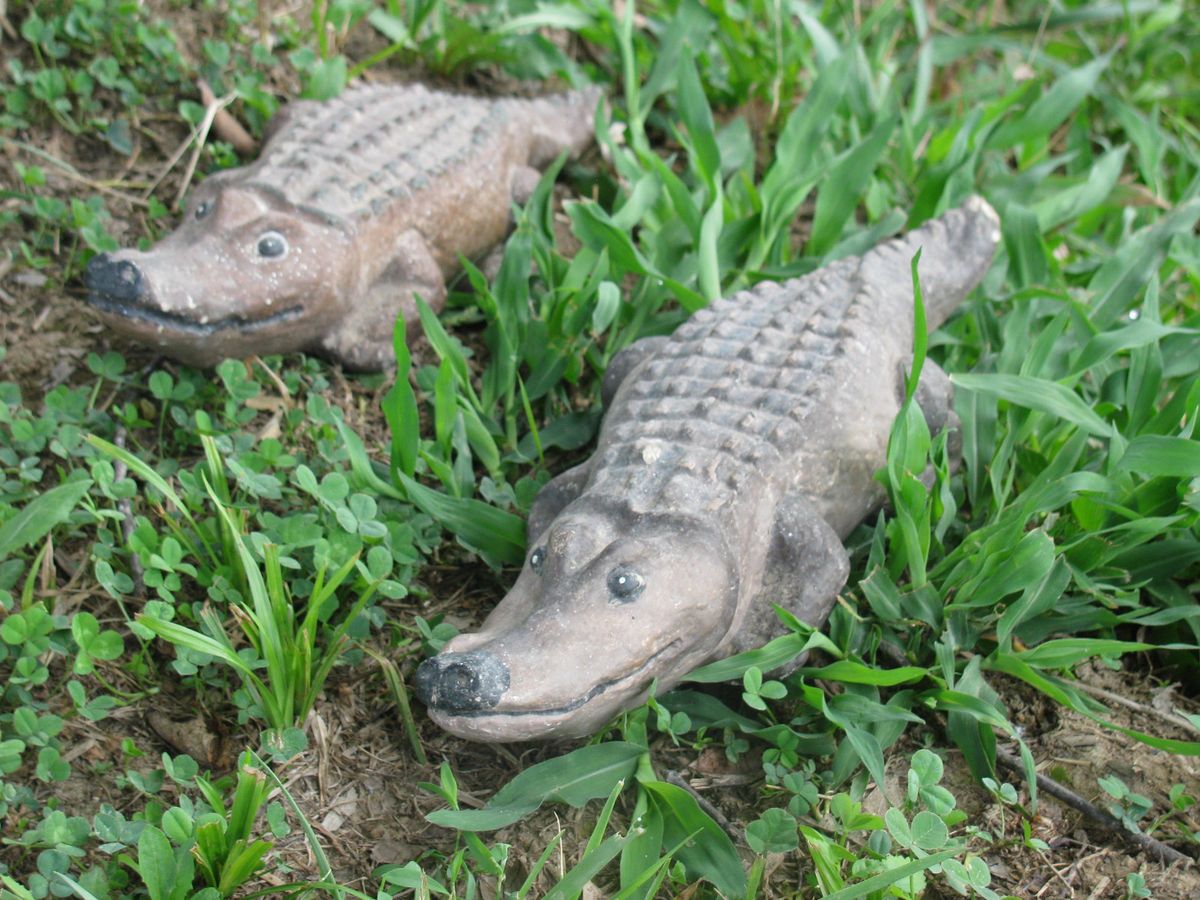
194,201,211,220
256,231,288,259
607,566,644,602
530,545,546,575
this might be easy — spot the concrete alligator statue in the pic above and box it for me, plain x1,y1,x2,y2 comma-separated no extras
414,197,1001,741
84,82,600,370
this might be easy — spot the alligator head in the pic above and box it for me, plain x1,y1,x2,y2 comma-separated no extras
85,179,355,366
415,503,740,741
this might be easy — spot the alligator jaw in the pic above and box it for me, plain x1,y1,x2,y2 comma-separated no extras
87,291,304,337
426,640,683,742
84,249,308,353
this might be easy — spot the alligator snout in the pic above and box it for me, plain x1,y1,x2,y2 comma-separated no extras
85,254,148,307
414,650,510,713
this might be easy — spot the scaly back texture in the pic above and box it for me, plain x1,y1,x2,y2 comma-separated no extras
241,84,508,222
585,197,1000,519
589,263,859,516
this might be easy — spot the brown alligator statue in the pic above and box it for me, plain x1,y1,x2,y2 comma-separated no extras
414,197,1001,741
84,82,600,370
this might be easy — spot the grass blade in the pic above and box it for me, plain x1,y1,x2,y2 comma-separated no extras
987,52,1112,152
383,315,420,479
822,849,959,900
1087,197,1200,329
949,373,1115,437
0,478,91,559
1119,435,1200,478
805,113,898,256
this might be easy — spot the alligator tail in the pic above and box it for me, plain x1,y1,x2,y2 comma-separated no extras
519,86,606,166
863,195,1002,330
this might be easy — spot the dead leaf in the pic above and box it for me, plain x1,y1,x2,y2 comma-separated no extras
146,711,229,769
198,79,257,155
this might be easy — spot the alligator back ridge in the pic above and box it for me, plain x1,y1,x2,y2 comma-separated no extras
589,257,877,513
245,84,508,221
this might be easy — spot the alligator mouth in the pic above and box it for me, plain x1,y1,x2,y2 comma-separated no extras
88,293,304,336
450,639,683,720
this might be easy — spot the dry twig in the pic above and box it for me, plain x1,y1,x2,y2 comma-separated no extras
0,1,17,40
994,747,1192,867
174,89,239,208
198,79,257,155
1071,679,1200,740
113,427,145,597
252,355,294,404
665,769,741,843
140,85,241,208
0,138,151,208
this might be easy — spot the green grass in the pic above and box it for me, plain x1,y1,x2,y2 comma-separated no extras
1,0,1199,896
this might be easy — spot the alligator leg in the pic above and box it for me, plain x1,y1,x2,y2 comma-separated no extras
511,165,543,207
524,90,601,167
601,336,670,407
526,462,591,541
912,359,963,467
728,490,850,656
318,229,446,371
473,167,545,283
912,359,956,435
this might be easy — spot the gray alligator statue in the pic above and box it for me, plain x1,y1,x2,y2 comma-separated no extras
84,82,599,370
414,197,1001,742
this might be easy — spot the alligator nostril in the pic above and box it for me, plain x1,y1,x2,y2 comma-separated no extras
441,661,477,696
85,254,148,305
414,650,509,713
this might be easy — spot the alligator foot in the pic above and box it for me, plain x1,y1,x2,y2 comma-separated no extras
729,489,850,657
318,229,446,371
